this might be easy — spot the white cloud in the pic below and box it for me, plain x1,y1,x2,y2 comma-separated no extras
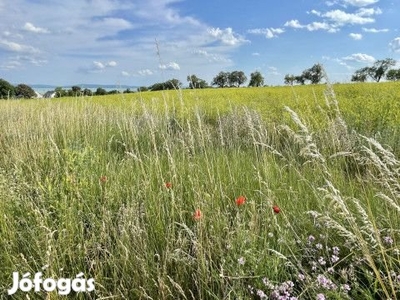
309,10,321,16
92,18,133,31
286,5,380,34
138,69,153,76
349,33,363,40
284,20,303,29
159,62,180,70
267,66,280,76
357,7,382,17
193,49,232,63
342,0,379,7
29,57,48,66
121,71,130,76
1,60,22,70
389,37,400,53
342,53,375,63
193,49,206,55
323,9,375,25
23,22,50,34
93,61,105,69
208,27,248,46
0,0,245,84
252,52,260,56
284,20,337,32
92,60,117,71
306,22,336,32
362,27,389,33
0,39,40,54
134,0,201,26
1,54,47,70
107,61,117,67
247,27,285,39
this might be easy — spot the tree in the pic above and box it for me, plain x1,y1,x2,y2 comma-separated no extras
284,74,296,86
148,79,182,91
295,75,305,85
83,88,93,96
71,86,82,96
165,78,182,90
137,86,149,92
54,87,67,98
302,63,323,84
248,71,264,87
369,58,396,82
187,74,208,89
228,71,247,87
211,71,229,88
107,90,119,95
351,67,369,82
0,78,15,99
149,82,164,91
386,69,400,81
95,87,107,95
352,58,396,82
15,84,36,98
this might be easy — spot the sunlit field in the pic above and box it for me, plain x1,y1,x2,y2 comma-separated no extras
0,82,399,299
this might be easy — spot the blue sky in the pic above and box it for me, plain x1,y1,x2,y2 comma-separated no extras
0,0,399,87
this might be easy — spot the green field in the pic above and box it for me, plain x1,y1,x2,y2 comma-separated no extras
0,82,399,299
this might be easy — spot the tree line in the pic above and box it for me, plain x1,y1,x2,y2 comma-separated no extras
284,64,324,85
350,58,399,82
1,59,399,99
0,79,38,99
141,71,265,92
53,86,126,97
0,79,134,99
282,58,399,85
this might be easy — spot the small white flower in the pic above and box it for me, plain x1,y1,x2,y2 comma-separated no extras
238,257,245,265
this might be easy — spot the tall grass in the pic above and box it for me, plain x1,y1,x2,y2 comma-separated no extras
0,84,399,299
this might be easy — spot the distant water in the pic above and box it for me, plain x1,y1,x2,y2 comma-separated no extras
31,85,139,96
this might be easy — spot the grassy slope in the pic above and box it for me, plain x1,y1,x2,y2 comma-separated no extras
0,83,399,299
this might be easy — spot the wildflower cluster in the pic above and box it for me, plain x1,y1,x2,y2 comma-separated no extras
296,234,354,298
255,278,297,299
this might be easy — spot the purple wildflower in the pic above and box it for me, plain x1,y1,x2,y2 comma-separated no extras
308,235,316,244
257,289,267,299
332,246,340,255
316,293,325,300
331,255,339,263
383,236,394,246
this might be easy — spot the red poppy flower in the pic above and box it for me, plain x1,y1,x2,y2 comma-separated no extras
236,195,246,206
193,209,202,220
165,182,172,189
273,205,280,214
100,175,107,184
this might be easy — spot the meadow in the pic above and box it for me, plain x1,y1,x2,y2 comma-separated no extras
0,81,399,299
